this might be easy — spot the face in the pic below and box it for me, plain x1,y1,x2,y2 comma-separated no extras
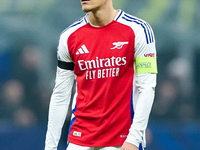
80,0,107,12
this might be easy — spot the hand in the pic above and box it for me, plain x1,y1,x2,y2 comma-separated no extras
120,142,138,150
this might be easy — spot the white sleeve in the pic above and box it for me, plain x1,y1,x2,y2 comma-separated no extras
125,24,157,148
45,33,75,150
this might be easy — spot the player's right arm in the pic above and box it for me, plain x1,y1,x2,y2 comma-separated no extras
44,33,75,150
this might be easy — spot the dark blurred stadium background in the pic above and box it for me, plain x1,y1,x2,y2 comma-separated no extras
0,0,200,149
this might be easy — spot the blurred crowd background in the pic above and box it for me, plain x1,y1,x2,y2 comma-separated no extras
0,0,200,149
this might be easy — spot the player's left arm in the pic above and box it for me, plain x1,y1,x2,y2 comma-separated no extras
123,23,157,149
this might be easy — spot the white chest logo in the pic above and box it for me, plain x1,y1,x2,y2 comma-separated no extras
76,45,89,55
111,42,129,49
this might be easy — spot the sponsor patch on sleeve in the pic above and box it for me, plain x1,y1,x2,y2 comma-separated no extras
135,57,158,74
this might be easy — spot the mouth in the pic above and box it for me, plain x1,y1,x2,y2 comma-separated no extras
81,0,90,5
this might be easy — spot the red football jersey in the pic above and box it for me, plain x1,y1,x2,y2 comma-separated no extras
67,20,135,146
55,10,156,147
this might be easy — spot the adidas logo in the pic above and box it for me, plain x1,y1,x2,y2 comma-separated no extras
76,45,89,55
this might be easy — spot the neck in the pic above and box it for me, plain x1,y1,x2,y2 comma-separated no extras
88,3,118,26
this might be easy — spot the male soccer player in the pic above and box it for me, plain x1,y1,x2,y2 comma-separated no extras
45,0,157,150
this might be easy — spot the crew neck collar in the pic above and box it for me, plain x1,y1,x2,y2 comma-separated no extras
85,10,122,28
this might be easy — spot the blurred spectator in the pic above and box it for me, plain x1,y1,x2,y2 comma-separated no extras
0,80,25,120
13,45,42,117
13,107,37,127
152,56,197,120
0,45,51,126
0,79,38,127
166,57,194,99
152,78,180,120
166,57,196,120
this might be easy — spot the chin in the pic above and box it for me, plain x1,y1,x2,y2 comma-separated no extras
82,5,95,12
82,7,92,12
82,9,90,12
